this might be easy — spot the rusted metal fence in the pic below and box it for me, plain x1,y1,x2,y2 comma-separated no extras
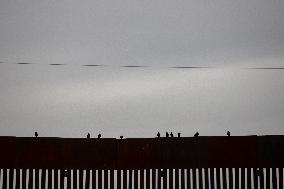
0,135,283,188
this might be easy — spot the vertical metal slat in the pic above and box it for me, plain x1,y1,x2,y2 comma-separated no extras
181,169,185,189
79,169,84,189
85,169,90,189
253,168,258,189
67,170,71,189
169,169,173,189
47,169,52,189
140,169,144,189
98,169,102,189
266,168,271,189
228,168,233,189
272,168,277,189
163,169,168,189
146,169,150,189
134,169,138,189
122,170,127,189
3,169,7,189
175,169,179,189
152,169,156,189
0,169,1,189
210,168,215,189
279,168,283,189
110,169,114,189
199,168,204,189
60,169,64,189
73,170,78,189
128,170,133,189
28,169,33,189
22,169,27,189
92,170,97,189
235,168,239,189
105,170,109,189
35,169,39,189
259,168,264,189
54,169,59,189
157,169,161,189
247,168,252,189
241,168,245,189
216,168,221,189
128,169,133,189
9,169,15,189
193,168,197,189
204,168,209,189
15,169,20,189
41,169,46,189
222,168,227,189
187,169,192,189
117,170,122,189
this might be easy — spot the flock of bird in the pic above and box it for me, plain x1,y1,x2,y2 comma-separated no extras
34,131,231,138
156,132,182,138
156,131,230,138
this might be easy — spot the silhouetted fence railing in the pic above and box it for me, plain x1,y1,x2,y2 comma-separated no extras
0,135,283,188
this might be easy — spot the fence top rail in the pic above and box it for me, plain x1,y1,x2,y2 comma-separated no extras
0,135,283,169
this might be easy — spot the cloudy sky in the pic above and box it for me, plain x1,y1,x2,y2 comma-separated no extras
0,0,283,138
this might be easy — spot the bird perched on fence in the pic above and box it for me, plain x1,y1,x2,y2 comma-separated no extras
120,136,123,139
98,134,101,139
256,168,262,176
166,132,169,138
63,170,69,177
194,132,199,137
227,131,231,137
170,132,174,137
87,133,90,139
35,132,38,138
178,133,181,138
157,132,160,138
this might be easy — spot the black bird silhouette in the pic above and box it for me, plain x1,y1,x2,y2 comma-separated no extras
157,132,160,138
120,136,123,139
194,132,199,137
256,168,262,176
98,134,101,139
170,132,174,137
227,131,231,137
178,133,181,138
63,170,69,177
166,132,169,138
35,132,38,138
87,133,90,139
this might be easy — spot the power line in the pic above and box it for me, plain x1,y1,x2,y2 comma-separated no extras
0,61,283,70
0,62,211,69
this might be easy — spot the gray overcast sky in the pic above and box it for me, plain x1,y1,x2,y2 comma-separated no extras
0,0,284,138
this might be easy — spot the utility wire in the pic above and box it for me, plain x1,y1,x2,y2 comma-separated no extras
0,61,283,70
0,62,210,69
